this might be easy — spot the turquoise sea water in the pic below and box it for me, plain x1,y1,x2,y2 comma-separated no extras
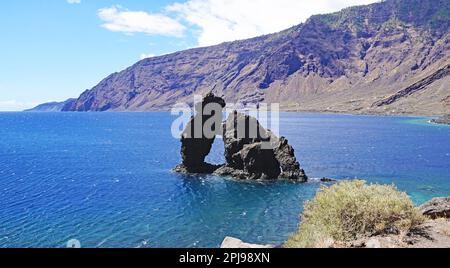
0,112,449,248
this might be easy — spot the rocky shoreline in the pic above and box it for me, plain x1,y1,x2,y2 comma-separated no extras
431,114,450,125
25,102,448,119
221,195,450,248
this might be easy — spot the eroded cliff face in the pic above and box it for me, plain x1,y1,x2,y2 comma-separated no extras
60,0,449,115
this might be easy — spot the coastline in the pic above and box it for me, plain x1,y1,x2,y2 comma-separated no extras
430,115,450,125
18,108,442,118
17,109,450,128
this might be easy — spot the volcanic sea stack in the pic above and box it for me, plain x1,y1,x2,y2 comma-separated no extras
174,93,308,182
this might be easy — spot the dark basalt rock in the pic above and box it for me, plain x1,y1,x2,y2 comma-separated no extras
271,136,307,181
431,114,450,125
173,162,222,174
222,111,271,170
214,142,281,180
241,143,281,179
215,111,307,181
419,197,450,219
320,177,337,182
174,97,307,181
175,92,226,174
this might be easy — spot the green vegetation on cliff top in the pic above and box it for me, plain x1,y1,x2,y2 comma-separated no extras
312,0,449,33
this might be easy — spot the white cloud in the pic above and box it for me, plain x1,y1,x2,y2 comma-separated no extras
166,0,379,46
67,0,81,4
98,6,186,37
98,1,379,46
140,53,156,60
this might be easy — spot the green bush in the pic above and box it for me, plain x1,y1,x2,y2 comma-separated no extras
285,180,425,248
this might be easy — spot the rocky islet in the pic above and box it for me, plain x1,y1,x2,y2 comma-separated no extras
174,93,308,182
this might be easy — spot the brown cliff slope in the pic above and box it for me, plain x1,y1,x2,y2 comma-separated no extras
51,0,450,116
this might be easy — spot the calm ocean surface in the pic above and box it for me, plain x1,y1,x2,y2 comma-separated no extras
0,112,449,248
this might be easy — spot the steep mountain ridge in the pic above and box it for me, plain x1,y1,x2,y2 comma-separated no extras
32,0,449,115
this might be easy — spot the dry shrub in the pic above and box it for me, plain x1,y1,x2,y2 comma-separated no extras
285,180,425,248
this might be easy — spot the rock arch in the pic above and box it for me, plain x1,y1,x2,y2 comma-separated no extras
174,93,308,182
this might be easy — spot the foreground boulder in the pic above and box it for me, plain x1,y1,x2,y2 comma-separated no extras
420,197,450,219
174,92,226,174
221,237,275,248
214,112,307,181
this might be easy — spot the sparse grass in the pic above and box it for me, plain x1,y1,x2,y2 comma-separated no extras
441,220,450,238
285,180,425,248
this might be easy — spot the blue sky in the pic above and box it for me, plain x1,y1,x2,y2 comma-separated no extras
0,0,377,111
